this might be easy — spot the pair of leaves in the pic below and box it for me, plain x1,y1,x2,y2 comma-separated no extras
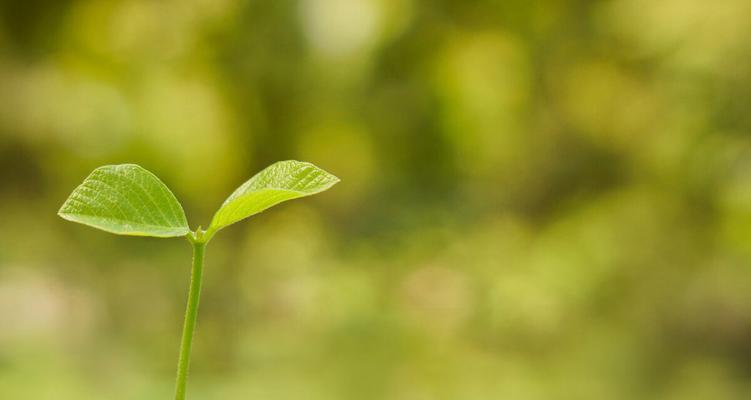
58,161,339,239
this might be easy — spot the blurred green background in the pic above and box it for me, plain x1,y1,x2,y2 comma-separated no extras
2,0,751,399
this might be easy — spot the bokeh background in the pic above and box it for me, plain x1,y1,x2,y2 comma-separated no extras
2,0,751,399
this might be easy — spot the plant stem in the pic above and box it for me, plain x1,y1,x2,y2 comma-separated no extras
174,237,206,400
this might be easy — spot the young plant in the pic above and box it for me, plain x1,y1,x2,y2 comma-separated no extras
58,160,339,399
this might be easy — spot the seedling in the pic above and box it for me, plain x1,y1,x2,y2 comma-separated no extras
58,160,339,399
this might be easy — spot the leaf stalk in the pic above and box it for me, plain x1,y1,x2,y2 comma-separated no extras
174,234,207,400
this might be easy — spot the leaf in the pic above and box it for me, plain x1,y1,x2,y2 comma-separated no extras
208,160,339,233
58,164,190,237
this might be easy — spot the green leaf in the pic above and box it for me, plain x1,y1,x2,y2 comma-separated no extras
208,160,339,233
58,164,190,237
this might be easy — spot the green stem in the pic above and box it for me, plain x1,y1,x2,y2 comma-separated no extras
174,236,206,400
